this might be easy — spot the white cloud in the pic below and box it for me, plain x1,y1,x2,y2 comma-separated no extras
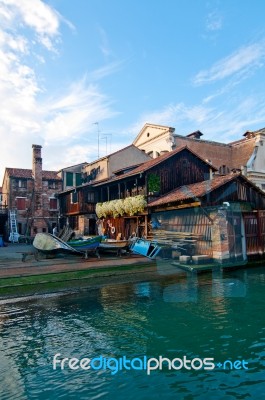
87,60,125,81
0,0,119,183
0,0,60,51
206,11,223,32
98,26,112,58
42,78,118,145
193,42,265,85
127,103,214,136
126,95,265,144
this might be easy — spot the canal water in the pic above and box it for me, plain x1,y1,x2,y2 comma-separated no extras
0,266,264,400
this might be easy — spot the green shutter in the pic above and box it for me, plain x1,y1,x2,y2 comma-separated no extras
66,172,73,186
75,173,82,186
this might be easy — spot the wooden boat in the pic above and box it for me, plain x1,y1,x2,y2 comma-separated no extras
33,233,81,254
68,236,102,258
99,239,129,256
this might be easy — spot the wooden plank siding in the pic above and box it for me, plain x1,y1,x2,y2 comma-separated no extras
98,148,212,203
200,179,265,209
152,209,213,257
146,149,211,196
243,211,265,258
59,187,97,216
243,213,259,256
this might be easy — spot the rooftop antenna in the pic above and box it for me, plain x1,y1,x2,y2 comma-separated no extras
101,133,112,155
93,122,100,159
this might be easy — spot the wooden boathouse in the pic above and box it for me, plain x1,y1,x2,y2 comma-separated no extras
58,146,265,264
58,146,216,238
148,173,265,263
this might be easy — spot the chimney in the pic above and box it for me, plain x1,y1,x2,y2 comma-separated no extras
243,131,256,139
186,130,203,140
32,144,42,192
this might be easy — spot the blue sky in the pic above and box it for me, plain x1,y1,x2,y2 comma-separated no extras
1,0,265,183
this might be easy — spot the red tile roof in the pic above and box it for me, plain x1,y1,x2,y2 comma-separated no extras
94,146,217,187
172,131,257,171
5,168,61,181
148,173,240,207
230,137,257,169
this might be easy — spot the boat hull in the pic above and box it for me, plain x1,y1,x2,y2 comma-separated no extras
99,239,129,250
68,236,102,251
33,233,80,254
99,239,129,256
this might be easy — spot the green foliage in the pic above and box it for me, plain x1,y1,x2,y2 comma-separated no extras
148,173,161,193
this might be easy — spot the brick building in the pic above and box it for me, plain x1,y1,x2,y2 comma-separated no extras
1,145,62,238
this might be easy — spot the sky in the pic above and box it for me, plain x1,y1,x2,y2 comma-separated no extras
1,0,265,183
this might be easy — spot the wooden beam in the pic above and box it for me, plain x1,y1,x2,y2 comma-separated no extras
152,201,201,212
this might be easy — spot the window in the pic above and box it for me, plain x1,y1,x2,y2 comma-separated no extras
71,191,78,203
66,172,73,186
49,198,58,210
75,173,82,186
87,192,95,202
48,181,57,189
17,179,27,188
16,197,26,210
261,184,265,191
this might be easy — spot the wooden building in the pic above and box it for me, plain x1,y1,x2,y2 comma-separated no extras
148,173,265,262
58,146,216,237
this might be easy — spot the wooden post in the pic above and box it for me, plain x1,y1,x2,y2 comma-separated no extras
257,210,263,255
144,214,148,238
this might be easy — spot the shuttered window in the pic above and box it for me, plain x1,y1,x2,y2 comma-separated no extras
66,172,73,186
49,198,58,210
16,197,26,210
75,173,82,186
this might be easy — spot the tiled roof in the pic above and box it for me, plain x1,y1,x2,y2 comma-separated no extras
94,146,217,187
6,168,32,179
5,168,61,181
42,170,62,180
148,174,240,207
173,136,232,170
172,130,259,171
230,137,257,169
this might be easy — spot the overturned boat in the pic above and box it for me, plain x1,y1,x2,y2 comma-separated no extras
33,233,81,254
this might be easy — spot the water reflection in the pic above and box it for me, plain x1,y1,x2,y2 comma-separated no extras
0,267,264,399
212,278,247,298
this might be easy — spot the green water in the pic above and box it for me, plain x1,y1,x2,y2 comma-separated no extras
0,266,264,399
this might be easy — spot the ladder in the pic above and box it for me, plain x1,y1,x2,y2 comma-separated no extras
9,210,19,243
